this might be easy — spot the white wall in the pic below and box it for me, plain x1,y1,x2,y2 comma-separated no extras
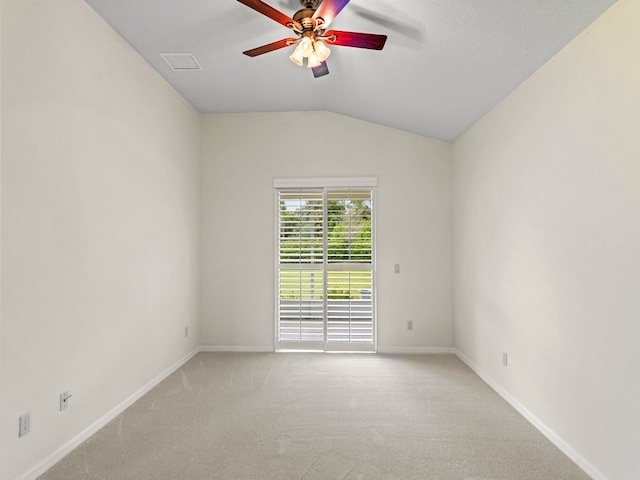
452,0,640,478
0,1,200,479
200,112,453,352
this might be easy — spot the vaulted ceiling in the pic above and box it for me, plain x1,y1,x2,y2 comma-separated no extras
85,0,615,142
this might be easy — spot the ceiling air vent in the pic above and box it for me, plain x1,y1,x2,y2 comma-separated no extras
160,53,202,71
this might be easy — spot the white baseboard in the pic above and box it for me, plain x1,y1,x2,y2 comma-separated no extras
201,346,456,355
377,346,456,355
454,349,608,480
200,345,274,353
19,348,200,480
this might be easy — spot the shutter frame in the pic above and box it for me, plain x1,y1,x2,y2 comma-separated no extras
273,177,378,188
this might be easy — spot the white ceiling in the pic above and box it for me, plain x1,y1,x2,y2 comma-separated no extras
84,0,615,142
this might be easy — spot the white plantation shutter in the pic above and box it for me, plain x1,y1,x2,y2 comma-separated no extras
278,190,324,345
276,184,375,352
278,190,324,265
326,191,373,345
327,190,373,264
278,269,324,342
326,269,373,344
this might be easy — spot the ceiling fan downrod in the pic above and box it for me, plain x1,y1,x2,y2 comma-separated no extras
300,0,320,9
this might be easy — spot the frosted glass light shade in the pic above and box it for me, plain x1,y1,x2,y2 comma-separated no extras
307,52,322,68
314,40,331,62
299,36,313,57
289,45,304,66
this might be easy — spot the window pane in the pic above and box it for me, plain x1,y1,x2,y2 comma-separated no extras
278,269,324,342
326,270,373,343
279,191,324,264
327,191,372,264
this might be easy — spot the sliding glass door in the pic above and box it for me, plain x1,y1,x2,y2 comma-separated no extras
276,187,375,352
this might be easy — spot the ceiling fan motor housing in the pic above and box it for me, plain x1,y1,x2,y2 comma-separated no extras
293,8,319,31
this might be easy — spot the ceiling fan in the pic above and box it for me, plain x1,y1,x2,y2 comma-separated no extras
237,0,387,78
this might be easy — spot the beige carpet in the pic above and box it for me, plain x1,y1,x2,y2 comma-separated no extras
39,353,590,479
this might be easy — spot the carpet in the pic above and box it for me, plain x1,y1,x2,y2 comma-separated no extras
39,353,590,479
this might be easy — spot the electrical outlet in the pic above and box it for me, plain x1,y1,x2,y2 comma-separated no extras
502,352,509,367
407,320,414,331
185,326,188,338
394,264,400,274
19,412,31,437
60,391,71,411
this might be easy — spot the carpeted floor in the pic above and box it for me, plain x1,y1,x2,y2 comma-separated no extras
39,353,590,479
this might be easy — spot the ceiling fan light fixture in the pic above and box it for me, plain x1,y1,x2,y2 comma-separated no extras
290,35,330,68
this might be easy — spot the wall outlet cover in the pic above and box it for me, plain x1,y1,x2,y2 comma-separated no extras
19,412,31,437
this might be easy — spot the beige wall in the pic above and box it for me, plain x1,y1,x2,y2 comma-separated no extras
200,112,453,351
1,1,200,478
452,0,640,478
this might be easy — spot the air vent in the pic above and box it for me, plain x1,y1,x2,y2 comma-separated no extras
160,53,202,71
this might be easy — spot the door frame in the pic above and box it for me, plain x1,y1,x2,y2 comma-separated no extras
273,177,377,352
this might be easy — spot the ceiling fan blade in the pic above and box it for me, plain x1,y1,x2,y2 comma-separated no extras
324,30,387,50
243,38,297,57
312,61,329,78
350,5,423,41
312,0,350,28
237,0,301,30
